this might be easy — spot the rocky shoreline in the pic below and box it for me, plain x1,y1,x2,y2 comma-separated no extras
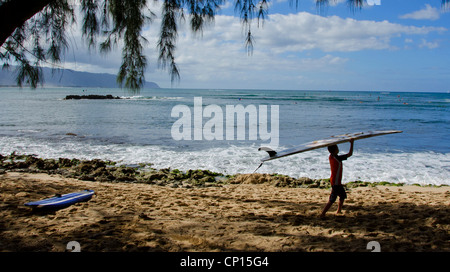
0,153,443,189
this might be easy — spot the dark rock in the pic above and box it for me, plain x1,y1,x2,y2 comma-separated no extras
77,159,106,173
58,158,74,167
146,173,166,181
64,94,121,100
297,177,314,185
79,174,96,181
77,161,95,174
27,157,58,170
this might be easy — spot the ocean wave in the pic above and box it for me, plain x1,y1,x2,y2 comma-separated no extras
210,95,349,103
120,96,183,100
1,136,448,186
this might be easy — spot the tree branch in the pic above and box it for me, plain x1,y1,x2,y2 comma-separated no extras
0,0,56,47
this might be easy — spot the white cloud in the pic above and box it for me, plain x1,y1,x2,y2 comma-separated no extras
160,12,445,88
327,0,347,6
399,4,441,21
146,13,356,88
419,39,439,49
299,54,348,68
252,12,445,54
58,5,447,89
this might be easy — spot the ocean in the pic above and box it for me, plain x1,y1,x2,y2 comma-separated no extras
0,87,449,186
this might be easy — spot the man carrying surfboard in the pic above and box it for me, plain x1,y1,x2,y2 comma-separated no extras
257,131,401,216
320,139,354,218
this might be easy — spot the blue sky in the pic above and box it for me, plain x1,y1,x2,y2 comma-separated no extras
64,0,450,92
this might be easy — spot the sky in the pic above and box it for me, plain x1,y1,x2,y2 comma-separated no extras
62,0,450,92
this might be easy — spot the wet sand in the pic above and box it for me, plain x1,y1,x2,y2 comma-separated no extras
0,171,449,252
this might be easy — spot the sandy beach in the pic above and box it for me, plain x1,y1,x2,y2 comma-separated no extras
0,170,448,252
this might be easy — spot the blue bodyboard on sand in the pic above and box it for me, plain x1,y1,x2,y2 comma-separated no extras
25,190,95,209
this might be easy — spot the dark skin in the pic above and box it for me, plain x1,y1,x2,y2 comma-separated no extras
320,139,354,218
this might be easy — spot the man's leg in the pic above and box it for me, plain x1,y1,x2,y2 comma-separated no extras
336,185,347,214
320,201,333,217
336,199,344,214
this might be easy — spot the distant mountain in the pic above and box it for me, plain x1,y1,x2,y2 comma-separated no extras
0,67,160,88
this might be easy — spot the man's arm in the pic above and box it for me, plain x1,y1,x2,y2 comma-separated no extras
346,139,354,158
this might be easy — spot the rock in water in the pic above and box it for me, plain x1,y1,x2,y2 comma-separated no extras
64,94,121,100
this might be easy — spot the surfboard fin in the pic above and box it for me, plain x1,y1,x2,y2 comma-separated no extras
253,162,264,173
258,147,277,157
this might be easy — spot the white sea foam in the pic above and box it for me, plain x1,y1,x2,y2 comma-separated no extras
1,136,449,186
120,96,183,100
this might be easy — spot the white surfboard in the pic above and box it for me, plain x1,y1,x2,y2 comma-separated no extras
258,130,402,163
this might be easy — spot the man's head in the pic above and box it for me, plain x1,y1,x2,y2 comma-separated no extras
328,145,339,155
